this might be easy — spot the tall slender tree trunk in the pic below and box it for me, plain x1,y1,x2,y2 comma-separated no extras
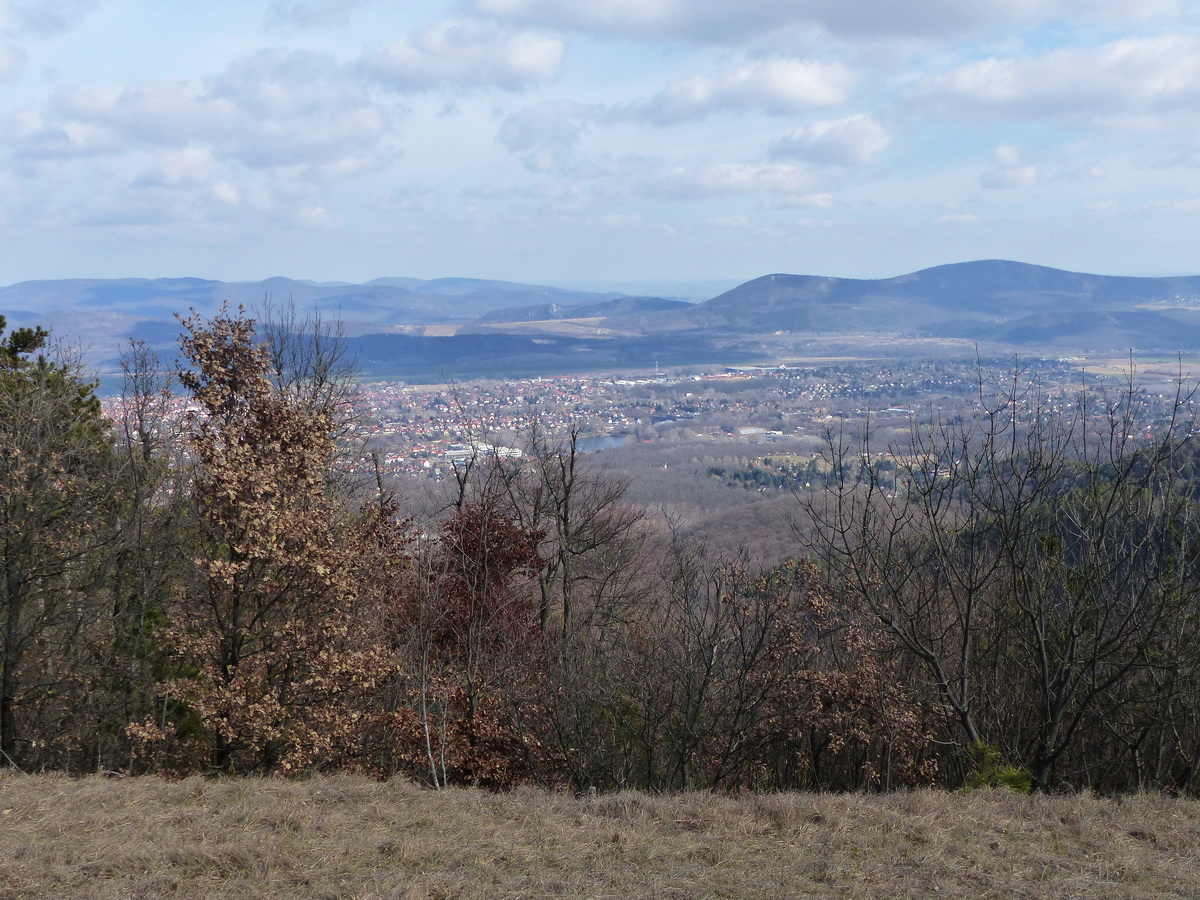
1,574,22,766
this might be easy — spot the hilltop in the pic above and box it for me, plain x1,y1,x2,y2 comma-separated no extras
7,260,1200,383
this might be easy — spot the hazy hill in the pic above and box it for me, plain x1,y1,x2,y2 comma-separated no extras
0,275,626,325
690,261,1200,338
477,295,691,324
9,261,1200,385
0,275,641,378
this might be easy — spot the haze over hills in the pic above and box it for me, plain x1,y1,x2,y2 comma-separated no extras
0,274,637,333
691,260,1200,334
0,275,670,382
7,260,1200,385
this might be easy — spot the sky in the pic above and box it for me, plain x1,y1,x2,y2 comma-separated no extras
2,0,1200,291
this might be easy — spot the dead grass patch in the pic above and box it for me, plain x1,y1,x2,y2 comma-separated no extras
1,774,1198,898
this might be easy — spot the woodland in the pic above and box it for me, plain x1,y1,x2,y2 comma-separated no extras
4,306,1200,796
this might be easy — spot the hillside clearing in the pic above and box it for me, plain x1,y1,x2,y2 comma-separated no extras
1,775,1198,899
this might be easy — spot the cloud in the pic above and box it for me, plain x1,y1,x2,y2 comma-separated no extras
497,100,606,173
643,162,816,199
31,50,394,172
1144,197,1200,213
5,0,96,37
935,212,981,224
626,58,855,123
769,114,890,165
763,192,835,209
464,180,607,216
131,147,221,188
0,0,90,79
497,60,858,169
912,34,1200,122
498,100,599,151
470,0,1180,44
371,186,436,212
5,107,114,159
265,0,364,30
62,174,332,230
359,18,562,91
296,204,334,226
980,145,1038,188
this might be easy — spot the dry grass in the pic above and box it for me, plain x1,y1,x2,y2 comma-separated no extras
2,775,1198,899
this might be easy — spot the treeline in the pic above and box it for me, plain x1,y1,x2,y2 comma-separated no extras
708,456,839,491
4,307,1200,794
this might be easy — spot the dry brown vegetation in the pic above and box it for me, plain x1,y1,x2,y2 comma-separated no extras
2,774,1199,899
12,307,1200,799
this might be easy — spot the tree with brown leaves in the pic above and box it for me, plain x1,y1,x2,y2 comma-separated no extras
130,307,391,774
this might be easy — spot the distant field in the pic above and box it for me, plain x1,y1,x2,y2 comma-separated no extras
1079,355,1200,378
2,776,1198,899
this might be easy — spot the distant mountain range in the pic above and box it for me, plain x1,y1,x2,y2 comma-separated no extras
6,260,1200,385
0,274,646,337
692,261,1200,341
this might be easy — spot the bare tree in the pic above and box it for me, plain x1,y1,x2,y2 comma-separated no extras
505,423,647,637
256,298,368,497
797,365,1198,791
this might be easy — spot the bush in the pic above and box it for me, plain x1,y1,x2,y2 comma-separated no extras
963,742,1032,794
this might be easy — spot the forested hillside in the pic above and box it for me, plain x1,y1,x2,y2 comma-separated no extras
4,307,1200,795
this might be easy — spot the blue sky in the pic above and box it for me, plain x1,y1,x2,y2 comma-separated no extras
2,0,1200,290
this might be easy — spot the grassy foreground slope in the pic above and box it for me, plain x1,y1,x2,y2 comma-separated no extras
2,776,1199,899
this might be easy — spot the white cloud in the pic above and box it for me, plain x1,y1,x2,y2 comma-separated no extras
471,0,1180,44
481,181,603,216
370,186,436,212
297,205,334,226
629,58,855,123
769,114,890,165
764,192,835,208
980,145,1038,188
1144,198,1200,213
360,18,562,91
213,181,241,206
210,50,370,125
27,50,394,173
644,162,815,199
266,0,364,30
913,34,1200,122
497,100,608,173
936,212,981,223
55,165,344,232
131,147,221,188
498,100,599,151
6,106,115,159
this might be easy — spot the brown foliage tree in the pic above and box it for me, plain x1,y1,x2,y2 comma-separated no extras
130,308,391,774
536,528,934,793
366,488,546,789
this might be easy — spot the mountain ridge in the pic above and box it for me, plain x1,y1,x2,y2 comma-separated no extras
8,260,1200,384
